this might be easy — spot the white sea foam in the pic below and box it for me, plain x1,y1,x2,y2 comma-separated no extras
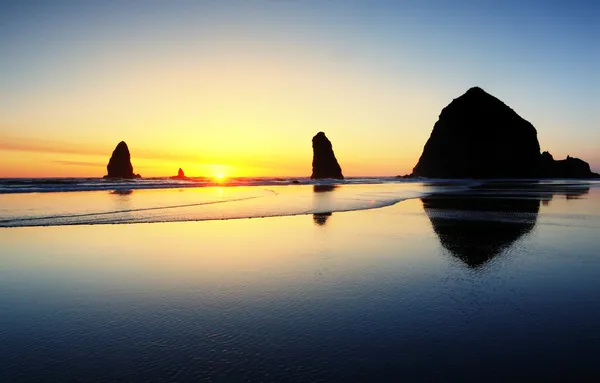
0,176,420,194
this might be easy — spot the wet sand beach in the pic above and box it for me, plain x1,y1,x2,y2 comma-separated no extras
1,181,600,381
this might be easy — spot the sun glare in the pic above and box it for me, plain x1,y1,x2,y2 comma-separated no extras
214,173,226,182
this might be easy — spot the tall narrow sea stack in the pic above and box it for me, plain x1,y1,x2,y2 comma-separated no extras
412,87,599,179
104,141,141,178
311,132,344,179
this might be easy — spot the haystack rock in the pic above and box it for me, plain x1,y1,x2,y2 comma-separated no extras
310,132,344,179
171,168,187,179
104,141,141,178
412,87,599,178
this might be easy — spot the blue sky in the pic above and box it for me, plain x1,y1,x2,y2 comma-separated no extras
1,0,598,176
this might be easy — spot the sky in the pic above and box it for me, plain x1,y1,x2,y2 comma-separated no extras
1,0,598,178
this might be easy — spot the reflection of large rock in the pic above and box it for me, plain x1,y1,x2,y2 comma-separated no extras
422,195,540,268
104,141,140,178
412,87,599,178
422,182,590,268
311,132,344,179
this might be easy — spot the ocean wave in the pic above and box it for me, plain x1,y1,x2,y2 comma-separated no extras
0,176,423,194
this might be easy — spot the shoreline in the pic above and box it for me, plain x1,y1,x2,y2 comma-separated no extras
1,180,598,228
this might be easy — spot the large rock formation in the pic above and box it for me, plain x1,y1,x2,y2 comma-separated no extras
311,132,344,179
104,141,140,178
412,87,599,178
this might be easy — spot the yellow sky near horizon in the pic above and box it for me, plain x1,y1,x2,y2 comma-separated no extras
0,47,440,178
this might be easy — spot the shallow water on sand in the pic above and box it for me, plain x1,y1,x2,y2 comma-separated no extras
0,182,467,227
1,181,600,381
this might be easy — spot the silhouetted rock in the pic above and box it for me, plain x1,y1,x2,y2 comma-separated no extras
552,156,599,178
171,168,187,179
412,87,599,179
311,132,344,179
541,151,554,162
413,87,541,178
104,141,140,178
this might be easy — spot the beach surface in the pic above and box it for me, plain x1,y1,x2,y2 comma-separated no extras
1,181,600,381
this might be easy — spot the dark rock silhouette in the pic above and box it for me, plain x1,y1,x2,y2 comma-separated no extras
422,181,590,268
311,132,344,179
171,168,188,179
544,155,598,178
412,87,599,179
104,141,140,178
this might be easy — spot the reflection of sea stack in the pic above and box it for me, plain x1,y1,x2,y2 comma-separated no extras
311,132,344,179
104,141,141,179
171,168,187,179
313,212,332,226
313,185,338,193
412,87,599,178
422,194,540,268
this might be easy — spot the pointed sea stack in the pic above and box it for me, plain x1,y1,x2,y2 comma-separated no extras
104,141,141,179
171,168,187,179
311,132,344,179
412,87,599,178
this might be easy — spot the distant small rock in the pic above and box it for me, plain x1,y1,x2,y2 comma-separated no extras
171,168,188,179
310,132,344,179
104,141,141,179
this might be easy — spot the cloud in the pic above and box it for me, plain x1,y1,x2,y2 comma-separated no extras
0,135,202,162
52,160,105,167
0,136,103,156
